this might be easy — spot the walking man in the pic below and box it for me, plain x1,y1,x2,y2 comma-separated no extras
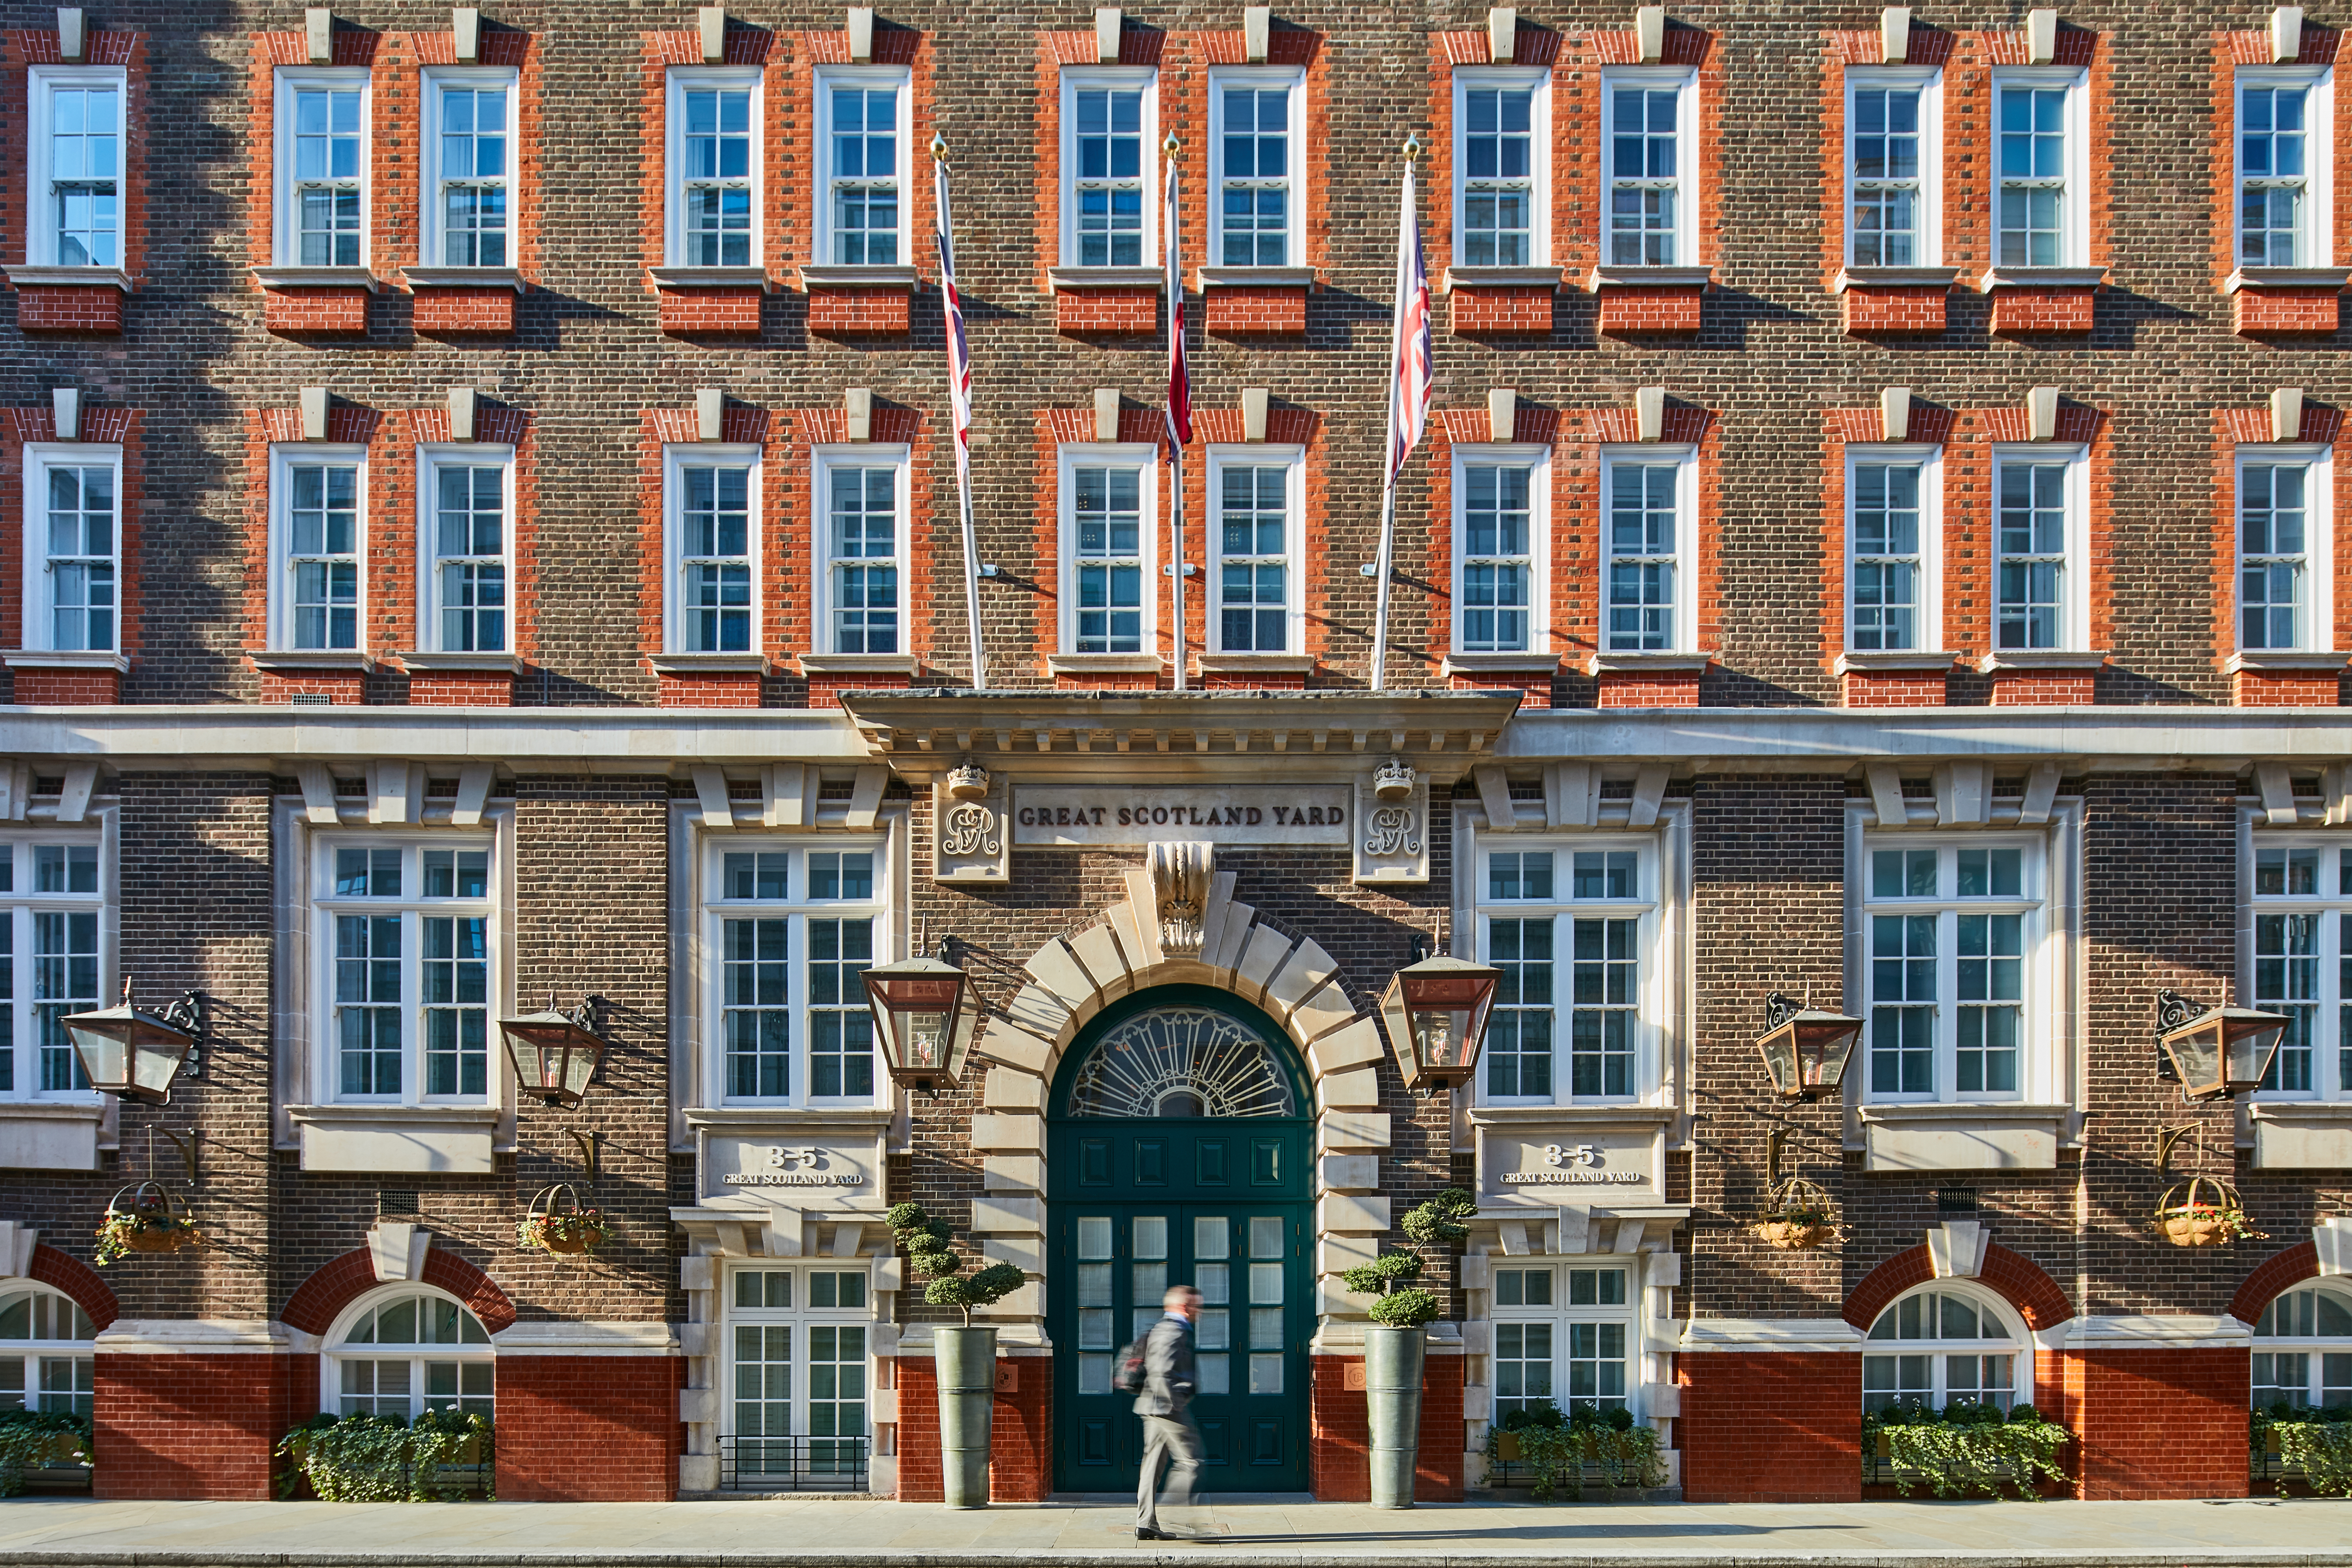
1135,1284,1203,1540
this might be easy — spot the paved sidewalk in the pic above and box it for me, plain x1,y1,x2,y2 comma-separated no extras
0,1494,2345,1568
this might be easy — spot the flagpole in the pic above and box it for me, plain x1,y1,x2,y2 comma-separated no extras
932,136,987,689
1371,133,1425,695
1164,134,1192,693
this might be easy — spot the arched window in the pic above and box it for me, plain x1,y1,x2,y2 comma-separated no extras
0,1287,94,1416
1862,1286,2024,1413
324,1288,494,1420
2252,1284,2352,1410
1066,1005,1295,1118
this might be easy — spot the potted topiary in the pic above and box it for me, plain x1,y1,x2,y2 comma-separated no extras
1339,1187,1474,1510
93,1181,203,1266
886,1201,1025,1509
515,1184,611,1257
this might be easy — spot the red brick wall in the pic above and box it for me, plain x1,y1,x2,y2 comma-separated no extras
2063,1347,2249,1500
2234,287,2340,336
1678,1352,1862,1503
10,668,120,703
1056,288,1157,336
889,1353,1051,1502
1597,671,1703,707
1987,286,2096,336
30,1245,118,1329
1449,287,1554,338
2229,1240,2320,1324
1305,1352,1464,1503
1841,670,1947,706
413,287,519,336
280,1246,518,1338
1987,668,2098,705
2233,669,2340,706
493,1355,678,1501
1840,286,1946,336
1201,285,1307,338
1595,285,1704,336
409,669,516,706
894,1354,940,1501
94,1352,312,1500
16,286,124,333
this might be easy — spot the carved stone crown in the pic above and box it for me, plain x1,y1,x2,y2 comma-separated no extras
1373,756,1417,801
946,761,991,801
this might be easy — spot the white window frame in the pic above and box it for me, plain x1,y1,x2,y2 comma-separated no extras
1844,443,1943,654
26,64,126,269
1469,834,1669,1108
415,445,514,656
2241,832,2352,1104
1206,65,1306,269
310,832,499,1107
2251,1283,2352,1409
812,65,911,268
721,1262,876,1456
701,837,890,1108
20,441,123,656
1989,443,2090,653
809,445,908,658
267,443,368,654
662,443,762,657
0,1285,95,1416
1451,66,1552,269
1844,65,1941,268
2235,65,2334,271
1862,1281,2030,1414
272,66,371,269
664,66,763,269
1450,442,1549,656
420,66,518,270
1057,444,1159,656
1597,66,1695,267
1204,444,1304,657
319,1283,495,1420
1856,833,2054,1106
0,832,110,1107
1988,66,2089,269
1598,444,1698,655
1488,1260,1639,1424
1058,67,1158,269
2235,442,2334,654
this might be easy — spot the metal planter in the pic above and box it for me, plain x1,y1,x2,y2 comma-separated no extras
934,1325,999,1508
1363,1324,1426,1510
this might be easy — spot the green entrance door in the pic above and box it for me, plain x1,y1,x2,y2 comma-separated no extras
1047,989,1313,1494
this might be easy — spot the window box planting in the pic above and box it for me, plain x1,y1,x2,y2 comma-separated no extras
1486,1405,1666,1500
514,1183,609,1257
2252,1405,2352,1496
277,1410,494,1501
2151,1176,2262,1249
93,1181,203,1265
1862,1401,2070,1499
0,1411,90,1496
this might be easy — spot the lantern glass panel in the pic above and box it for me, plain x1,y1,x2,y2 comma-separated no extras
130,1026,184,1098
2226,1018,2286,1090
68,1024,127,1091
2162,1019,2224,1097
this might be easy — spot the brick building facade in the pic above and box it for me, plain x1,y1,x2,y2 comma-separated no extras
0,0,2346,1510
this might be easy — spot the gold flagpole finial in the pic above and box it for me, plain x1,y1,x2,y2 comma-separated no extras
1401,131,1424,162
1163,131,1181,158
929,132,949,163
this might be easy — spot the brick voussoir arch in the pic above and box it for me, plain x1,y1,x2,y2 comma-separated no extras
1844,1242,2075,1333
28,1244,119,1331
282,1246,517,1338
2229,1240,2320,1326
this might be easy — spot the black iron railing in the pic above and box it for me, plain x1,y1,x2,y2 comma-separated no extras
717,1434,869,1493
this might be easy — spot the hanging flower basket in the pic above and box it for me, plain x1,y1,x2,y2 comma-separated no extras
2152,1176,2263,1249
515,1184,609,1257
1749,1175,1839,1250
93,1181,203,1266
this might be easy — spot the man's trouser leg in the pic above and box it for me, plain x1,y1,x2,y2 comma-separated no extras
1138,1418,1172,1531
1159,1413,1203,1518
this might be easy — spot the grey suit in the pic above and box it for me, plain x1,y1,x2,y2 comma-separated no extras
1134,1313,1202,1531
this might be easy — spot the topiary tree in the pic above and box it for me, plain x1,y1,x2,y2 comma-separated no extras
1342,1188,1475,1328
886,1200,1026,1327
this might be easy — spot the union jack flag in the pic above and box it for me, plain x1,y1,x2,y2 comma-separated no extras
1385,159,1434,485
1165,153,1192,453
935,158,973,481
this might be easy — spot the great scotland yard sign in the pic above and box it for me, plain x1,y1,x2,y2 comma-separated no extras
1013,786,1355,846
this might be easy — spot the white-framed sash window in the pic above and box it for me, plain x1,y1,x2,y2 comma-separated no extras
1207,446,1302,655
1846,66,1939,267
1600,446,1695,653
1601,69,1692,266
811,447,906,657
1453,444,1546,654
0,1287,94,1416
20,442,121,654
724,1264,872,1478
1209,67,1303,267
1863,1285,2024,1414
1491,1262,1634,1422
324,1287,494,1420
1862,837,2046,1103
815,67,908,266
664,444,760,656
1475,840,1659,1104
274,68,369,268
2253,1285,2352,1409
1846,445,1940,653
702,841,886,1106
27,65,124,268
313,836,495,1105
269,445,366,653
2238,445,2332,653
1060,445,1156,656
2237,67,2332,269
0,836,105,1103
422,68,515,268
1991,445,2087,652
667,68,760,268
1992,68,2087,268
2246,840,2352,1102
1061,69,1155,268
1454,68,1549,268
418,447,511,654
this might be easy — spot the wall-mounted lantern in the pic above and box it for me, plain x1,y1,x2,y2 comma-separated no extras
863,944,978,1093
2155,989,2288,1101
498,995,609,1110
63,981,205,1104
1755,993,1864,1101
1379,948,1499,1093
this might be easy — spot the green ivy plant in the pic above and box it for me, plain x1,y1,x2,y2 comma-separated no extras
886,1201,1025,1327
1863,1400,2071,1500
276,1410,494,1502
1342,1188,1475,1329
0,1410,89,1497
1486,1406,1665,1501
2251,1403,2352,1497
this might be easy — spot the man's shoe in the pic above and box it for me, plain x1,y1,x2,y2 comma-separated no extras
1136,1528,1165,1540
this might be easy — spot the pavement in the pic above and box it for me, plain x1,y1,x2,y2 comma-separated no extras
0,1494,2347,1568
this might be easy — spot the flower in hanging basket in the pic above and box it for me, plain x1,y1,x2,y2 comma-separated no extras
1751,1215,1836,1250
93,1182,203,1266
515,1208,610,1255
2152,1176,2263,1249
